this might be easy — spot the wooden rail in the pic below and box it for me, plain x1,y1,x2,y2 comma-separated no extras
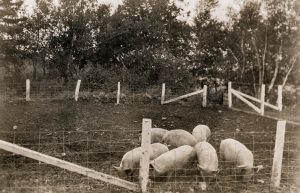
0,140,140,192
163,89,204,104
231,89,261,113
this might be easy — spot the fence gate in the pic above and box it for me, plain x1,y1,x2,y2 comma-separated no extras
161,83,207,107
228,82,283,115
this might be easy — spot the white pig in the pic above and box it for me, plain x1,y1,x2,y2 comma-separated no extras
162,129,197,149
149,145,196,179
139,128,168,143
192,125,211,142
220,138,263,182
113,143,169,176
195,142,218,177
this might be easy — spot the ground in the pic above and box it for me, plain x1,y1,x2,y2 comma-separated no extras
0,100,299,193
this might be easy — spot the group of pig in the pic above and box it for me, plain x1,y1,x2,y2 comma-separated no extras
113,125,263,189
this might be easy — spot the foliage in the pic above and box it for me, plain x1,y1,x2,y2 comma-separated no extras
0,0,27,81
0,0,299,94
84,67,119,91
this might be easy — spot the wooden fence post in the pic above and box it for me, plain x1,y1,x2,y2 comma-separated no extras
228,82,232,108
161,83,165,104
271,120,286,187
277,85,283,111
75,80,81,102
26,79,30,101
117,82,121,105
202,85,207,107
139,119,151,193
260,84,265,115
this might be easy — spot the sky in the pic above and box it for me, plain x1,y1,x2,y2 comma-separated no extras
23,0,242,23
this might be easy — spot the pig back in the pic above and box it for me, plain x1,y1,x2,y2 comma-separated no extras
149,143,169,159
150,145,196,175
192,125,211,142
150,128,168,143
121,147,142,170
220,139,253,167
194,142,218,172
162,129,197,148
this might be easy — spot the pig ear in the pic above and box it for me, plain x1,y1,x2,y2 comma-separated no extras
253,165,263,173
113,166,122,171
237,164,247,169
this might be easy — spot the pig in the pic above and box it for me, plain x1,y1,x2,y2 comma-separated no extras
139,128,168,144
162,129,197,149
113,143,169,176
220,138,263,182
194,142,218,182
192,125,211,142
149,145,196,179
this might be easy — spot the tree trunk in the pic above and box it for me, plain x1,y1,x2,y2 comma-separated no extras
252,36,262,85
268,41,282,93
65,34,76,84
268,62,279,94
282,59,296,88
251,63,257,96
42,51,46,76
240,32,246,83
33,59,37,80
262,27,268,86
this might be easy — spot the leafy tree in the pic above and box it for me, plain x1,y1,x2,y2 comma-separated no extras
96,0,191,85
0,0,27,81
49,0,98,83
192,0,227,78
225,0,300,95
23,0,55,79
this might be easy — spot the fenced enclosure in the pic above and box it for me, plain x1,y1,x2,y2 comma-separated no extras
0,101,299,193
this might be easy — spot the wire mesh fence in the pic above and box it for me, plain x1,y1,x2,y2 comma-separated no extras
0,79,299,192
0,101,299,193
0,129,299,193
0,80,215,105
1,80,299,110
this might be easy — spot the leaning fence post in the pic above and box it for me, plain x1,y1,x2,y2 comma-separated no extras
228,82,232,108
260,84,265,115
271,120,286,187
202,85,207,107
139,119,151,193
161,83,165,104
74,80,81,102
117,82,121,105
277,85,283,111
26,79,30,101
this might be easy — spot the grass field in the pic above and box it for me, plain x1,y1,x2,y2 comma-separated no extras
0,100,299,193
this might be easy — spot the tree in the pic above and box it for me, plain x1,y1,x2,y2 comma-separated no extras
225,0,300,96
0,0,27,81
192,0,227,78
24,0,56,79
42,0,101,83
95,0,192,85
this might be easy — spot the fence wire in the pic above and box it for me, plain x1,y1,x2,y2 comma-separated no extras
0,113,299,192
0,81,299,193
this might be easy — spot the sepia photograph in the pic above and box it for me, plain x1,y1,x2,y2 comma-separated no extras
0,0,299,192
